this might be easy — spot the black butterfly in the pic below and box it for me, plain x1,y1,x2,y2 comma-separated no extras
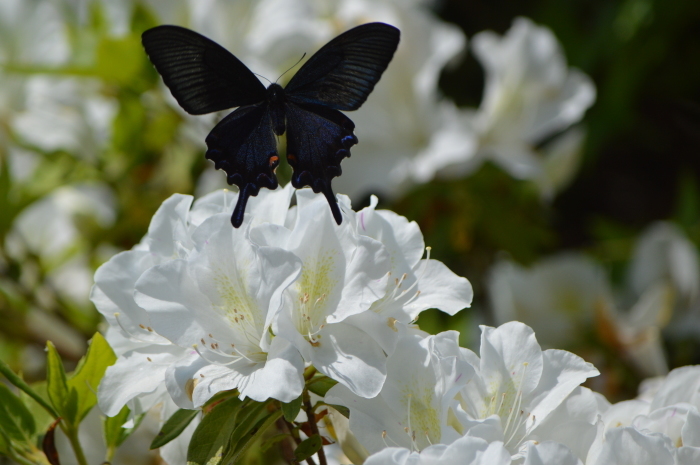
142,23,400,227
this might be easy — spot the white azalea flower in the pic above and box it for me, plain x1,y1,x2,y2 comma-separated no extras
488,254,611,349
11,76,117,159
363,436,511,465
489,251,672,377
7,183,116,309
413,17,595,194
346,195,473,354
455,322,599,456
326,331,474,454
133,212,304,406
627,222,700,342
523,441,583,465
628,222,700,315
586,427,676,465
251,189,392,398
590,366,700,464
95,186,294,415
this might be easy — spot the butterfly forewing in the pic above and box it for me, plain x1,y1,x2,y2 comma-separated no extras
285,102,358,224
284,22,400,111
205,104,279,227
142,26,266,115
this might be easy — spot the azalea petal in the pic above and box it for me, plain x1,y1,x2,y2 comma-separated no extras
142,194,193,258
524,441,582,465
312,323,387,399
98,345,187,416
528,349,599,428
479,322,544,400
404,259,473,317
589,427,675,465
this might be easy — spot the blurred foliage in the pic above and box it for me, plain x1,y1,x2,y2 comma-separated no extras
0,0,699,406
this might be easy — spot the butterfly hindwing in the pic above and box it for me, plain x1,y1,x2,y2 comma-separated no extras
284,22,400,111
205,104,279,227
285,102,358,224
142,25,266,115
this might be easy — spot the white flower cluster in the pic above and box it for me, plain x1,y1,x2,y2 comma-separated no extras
92,185,471,408
93,189,700,465
347,329,700,465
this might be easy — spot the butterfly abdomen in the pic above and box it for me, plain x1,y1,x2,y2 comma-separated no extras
266,83,287,136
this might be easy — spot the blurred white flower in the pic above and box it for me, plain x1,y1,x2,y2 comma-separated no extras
6,183,116,310
489,249,673,377
413,17,595,196
628,222,700,304
11,183,116,261
488,254,611,349
11,76,117,160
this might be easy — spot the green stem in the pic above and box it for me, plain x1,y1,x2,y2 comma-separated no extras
0,359,59,419
302,389,327,465
63,425,89,465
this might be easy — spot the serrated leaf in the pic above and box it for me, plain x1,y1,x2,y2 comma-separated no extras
281,395,303,422
67,332,116,424
293,434,323,462
187,397,243,465
150,408,199,449
0,383,36,442
307,375,337,397
45,341,72,423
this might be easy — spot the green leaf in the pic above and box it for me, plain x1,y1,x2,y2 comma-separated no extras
0,429,10,455
281,395,303,422
95,35,146,85
307,375,337,397
293,434,323,463
227,409,283,464
150,408,199,449
260,433,291,454
226,401,270,448
45,341,75,424
327,404,349,419
103,405,144,454
67,332,116,424
187,397,243,465
0,383,36,443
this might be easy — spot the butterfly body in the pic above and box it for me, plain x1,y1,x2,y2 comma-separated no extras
142,23,400,227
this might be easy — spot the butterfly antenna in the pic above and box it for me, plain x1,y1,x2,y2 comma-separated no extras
254,73,272,85
276,53,306,83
